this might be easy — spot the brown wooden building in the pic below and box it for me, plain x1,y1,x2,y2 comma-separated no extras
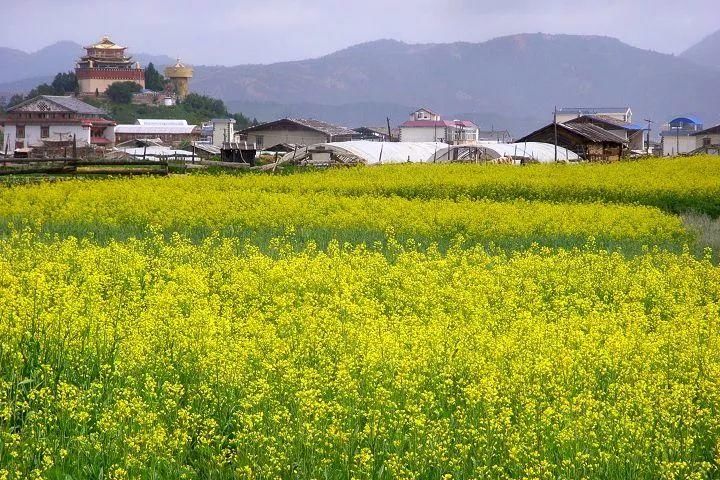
516,122,628,161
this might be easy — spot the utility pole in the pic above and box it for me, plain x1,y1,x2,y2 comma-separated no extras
553,106,558,162
386,117,392,142
643,118,654,155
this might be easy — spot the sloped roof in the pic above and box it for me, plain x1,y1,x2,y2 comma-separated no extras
692,124,720,136
413,107,439,115
562,122,628,143
240,118,358,137
517,122,628,144
85,36,126,50
558,107,631,115
568,115,644,131
7,95,108,115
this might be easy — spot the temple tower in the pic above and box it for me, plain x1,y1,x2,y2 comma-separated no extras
164,59,193,101
75,36,145,94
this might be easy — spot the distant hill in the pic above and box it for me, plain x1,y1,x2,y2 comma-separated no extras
681,29,720,69
0,41,174,85
190,34,720,134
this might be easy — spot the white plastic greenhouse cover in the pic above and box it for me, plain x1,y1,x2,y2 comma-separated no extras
312,141,450,165
436,142,581,163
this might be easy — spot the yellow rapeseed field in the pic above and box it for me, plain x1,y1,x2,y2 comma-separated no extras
0,176,689,248
0,158,718,479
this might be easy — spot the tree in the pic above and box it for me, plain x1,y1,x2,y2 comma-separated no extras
7,94,25,108
144,63,166,92
106,81,143,104
51,72,78,94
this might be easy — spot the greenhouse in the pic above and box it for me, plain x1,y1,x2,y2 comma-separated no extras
278,140,580,166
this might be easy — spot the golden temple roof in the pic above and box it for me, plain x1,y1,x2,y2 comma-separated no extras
84,36,126,50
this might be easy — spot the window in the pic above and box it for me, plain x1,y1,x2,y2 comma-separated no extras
41,126,50,139
255,135,264,148
703,137,712,147
16,125,25,139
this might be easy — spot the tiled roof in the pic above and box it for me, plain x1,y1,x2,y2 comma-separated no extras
7,95,108,115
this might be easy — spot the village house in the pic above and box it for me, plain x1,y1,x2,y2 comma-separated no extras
239,118,361,150
566,115,646,152
76,36,145,95
660,116,704,156
693,124,720,150
0,95,115,152
114,119,200,147
399,108,479,144
199,118,238,147
516,122,627,161
555,107,633,125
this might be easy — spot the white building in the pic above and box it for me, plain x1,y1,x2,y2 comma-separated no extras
660,116,704,156
115,119,200,146
0,95,115,152
399,108,479,144
200,118,236,147
556,107,633,125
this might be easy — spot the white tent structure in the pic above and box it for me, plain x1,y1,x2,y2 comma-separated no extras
279,141,449,165
276,140,580,167
435,142,581,163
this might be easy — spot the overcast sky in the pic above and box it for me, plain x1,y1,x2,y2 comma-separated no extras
1,0,717,65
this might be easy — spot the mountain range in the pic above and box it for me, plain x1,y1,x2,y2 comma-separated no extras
1,32,719,135
0,41,173,85
680,29,720,70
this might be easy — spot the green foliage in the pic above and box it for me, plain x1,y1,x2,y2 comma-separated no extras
94,93,253,127
105,81,143,104
50,71,78,94
144,62,166,92
6,94,25,108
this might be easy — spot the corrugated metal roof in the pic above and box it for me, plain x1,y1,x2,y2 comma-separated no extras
569,115,644,131
562,123,628,143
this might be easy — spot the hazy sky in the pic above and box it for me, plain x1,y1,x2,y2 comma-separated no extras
2,0,717,65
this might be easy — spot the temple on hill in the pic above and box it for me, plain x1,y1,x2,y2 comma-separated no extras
75,36,145,94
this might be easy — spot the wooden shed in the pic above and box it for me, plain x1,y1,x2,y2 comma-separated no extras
516,122,628,161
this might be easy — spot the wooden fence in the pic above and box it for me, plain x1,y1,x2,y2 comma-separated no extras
0,158,168,176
